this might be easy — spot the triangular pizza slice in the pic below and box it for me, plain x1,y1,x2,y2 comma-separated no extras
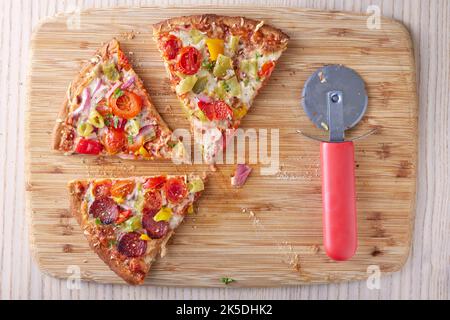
69,175,205,285
153,14,289,163
53,39,177,160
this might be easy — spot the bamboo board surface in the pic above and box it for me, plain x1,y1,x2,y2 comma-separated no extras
26,6,417,287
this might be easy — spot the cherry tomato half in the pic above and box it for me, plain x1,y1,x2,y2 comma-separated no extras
93,180,112,198
103,127,126,154
213,101,233,120
109,91,142,120
115,209,132,225
258,61,275,78
177,46,202,75
162,35,182,60
75,138,103,155
111,180,135,198
198,100,233,121
164,177,188,204
118,50,131,71
143,176,167,190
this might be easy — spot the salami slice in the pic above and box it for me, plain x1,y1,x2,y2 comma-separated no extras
142,209,169,239
117,232,147,258
89,197,119,225
144,190,163,211
164,177,188,204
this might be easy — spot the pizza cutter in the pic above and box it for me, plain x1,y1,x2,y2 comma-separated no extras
302,65,368,261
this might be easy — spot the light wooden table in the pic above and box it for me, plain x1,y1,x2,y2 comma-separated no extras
0,0,448,300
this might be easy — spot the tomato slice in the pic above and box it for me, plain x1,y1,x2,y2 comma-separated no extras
95,98,111,117
164,177,188,204
75,139,103,155
111,180,135,199
177,46,202,75
109,91,142,120
143,176,167,190
118,50,131,71
93,180,112,198
162,35,182,60
213,101,233,120
103,127,126,154
115,209,133,225
258,61,275,78
198,100,233,121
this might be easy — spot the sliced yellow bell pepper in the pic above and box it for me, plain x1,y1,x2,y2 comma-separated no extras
140,234,151,241
154,207,173,222
233,105,248,120
136,146,150,158
112,196,125,204
187,204,194,215
206,39,224,61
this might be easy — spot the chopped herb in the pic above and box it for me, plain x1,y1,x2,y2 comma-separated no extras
113,116,120,129
222,81,231,93
255,52,263,59
220,277,235,285
108,240,117,248
127,134,134,145
113,88,124,99
243,78,250,86
104,114,113,127
202,60,215,71
95,218,102,226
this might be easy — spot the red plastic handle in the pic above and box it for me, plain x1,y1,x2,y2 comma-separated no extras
320,141,357,261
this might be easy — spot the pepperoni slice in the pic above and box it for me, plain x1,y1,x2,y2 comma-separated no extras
144,190,163,211
142,209,169,239
164,177,188,204
89,198,119,225
117,232,147,258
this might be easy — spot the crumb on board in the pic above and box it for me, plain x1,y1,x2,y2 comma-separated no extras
120,30,139,40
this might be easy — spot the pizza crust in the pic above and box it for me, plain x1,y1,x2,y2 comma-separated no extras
152,14,289,52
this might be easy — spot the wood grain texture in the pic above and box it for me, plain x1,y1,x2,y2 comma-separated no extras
27,6,417,287
1,0,449,299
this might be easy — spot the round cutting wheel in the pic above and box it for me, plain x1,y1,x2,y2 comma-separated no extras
302,65,368,133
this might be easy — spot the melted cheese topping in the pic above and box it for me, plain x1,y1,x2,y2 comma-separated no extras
163,28,284,163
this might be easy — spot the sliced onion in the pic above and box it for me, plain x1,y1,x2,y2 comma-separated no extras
92,78,103,95
72,87,91,118
231,164,252,188
136,125,156,142
106,81,123,99
196,93,212,103
128,125,156,150
121,76,135,90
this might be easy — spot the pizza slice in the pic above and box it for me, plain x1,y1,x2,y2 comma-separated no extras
153,14,289,163
53,39,178,160
69,175,205,285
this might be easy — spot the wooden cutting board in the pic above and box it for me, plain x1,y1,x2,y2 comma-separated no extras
26,6,418,287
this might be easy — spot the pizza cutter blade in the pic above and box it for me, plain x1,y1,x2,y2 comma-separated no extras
302,65,368,261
